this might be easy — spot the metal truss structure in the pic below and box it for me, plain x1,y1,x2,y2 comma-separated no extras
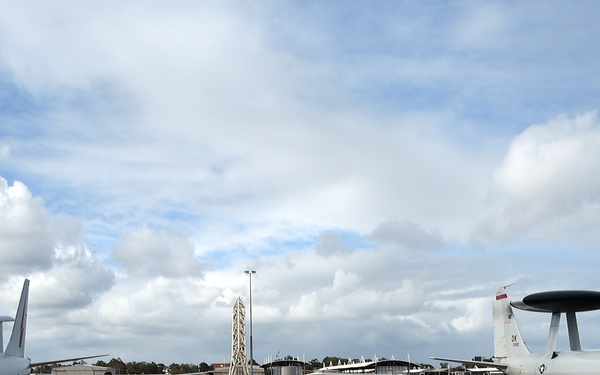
229,297,249,375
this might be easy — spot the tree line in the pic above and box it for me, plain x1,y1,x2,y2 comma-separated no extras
31,358,210,375
96,358,211,374
32,355,429,374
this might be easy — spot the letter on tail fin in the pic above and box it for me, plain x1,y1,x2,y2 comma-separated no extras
493,285,531,358
5,279,29,358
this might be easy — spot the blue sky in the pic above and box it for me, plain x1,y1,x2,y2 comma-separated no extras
2,0,600,367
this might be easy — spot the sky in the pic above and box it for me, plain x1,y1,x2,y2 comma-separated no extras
2,0,600,368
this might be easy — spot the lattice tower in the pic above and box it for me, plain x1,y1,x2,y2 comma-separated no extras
229,297,249,375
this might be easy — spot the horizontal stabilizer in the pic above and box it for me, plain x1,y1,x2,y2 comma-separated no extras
429,357,507,370
30,354,109,368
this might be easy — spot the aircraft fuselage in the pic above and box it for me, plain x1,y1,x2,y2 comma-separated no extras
501,351,600,375
0,355,31,375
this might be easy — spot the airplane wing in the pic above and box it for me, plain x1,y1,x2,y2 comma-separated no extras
429,357,508,370
30,354,109,368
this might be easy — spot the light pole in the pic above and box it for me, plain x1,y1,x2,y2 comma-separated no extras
244,270,256,375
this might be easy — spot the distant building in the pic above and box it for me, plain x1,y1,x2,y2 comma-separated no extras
311,358,424,375
262,359,306,375
52,365,116,375
212,364,231,371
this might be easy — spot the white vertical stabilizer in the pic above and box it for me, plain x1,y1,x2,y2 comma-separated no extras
4,279,29,358
493,285,531,359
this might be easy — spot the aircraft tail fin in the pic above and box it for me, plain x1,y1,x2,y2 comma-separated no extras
5,279,29,358
493,285,531,359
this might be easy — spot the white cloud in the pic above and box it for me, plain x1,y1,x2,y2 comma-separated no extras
481,111,600,244
112,226,205,278
449,297,488,333
0,177,114,306
31,245,114,311
0,178,54,274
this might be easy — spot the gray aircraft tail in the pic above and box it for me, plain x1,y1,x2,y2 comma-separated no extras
4,279,29,358
493,285,531,358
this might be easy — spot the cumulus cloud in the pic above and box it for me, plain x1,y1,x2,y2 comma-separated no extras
288,269,422,322
30,245,115,311
481,111,600,242
448,297,488,333
0,176,114,302
112,226,205,278
0,178,55,274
